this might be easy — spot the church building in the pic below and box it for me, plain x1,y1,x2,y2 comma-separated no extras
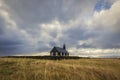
50,44,69,56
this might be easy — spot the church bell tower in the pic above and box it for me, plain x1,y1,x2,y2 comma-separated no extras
63,44,66,50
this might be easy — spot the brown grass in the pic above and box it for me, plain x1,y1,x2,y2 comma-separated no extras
0,58,120,80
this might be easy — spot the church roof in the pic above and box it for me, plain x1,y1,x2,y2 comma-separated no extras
51,47,68,53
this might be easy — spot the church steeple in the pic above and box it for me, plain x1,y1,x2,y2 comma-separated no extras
63,44,66,50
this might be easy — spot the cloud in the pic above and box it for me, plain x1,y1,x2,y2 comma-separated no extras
84,0,120,49
0,0,120,57
90,0,120,31
0,1,37,55
69,48,120,57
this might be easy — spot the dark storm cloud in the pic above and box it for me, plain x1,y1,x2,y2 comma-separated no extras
61,20,120,49
95,31,120,49
4,0,74,24
49,41,57,47
0,24,4,34
3,0,96,25
0,39,22,46
0,16,6,34
0,38,23,55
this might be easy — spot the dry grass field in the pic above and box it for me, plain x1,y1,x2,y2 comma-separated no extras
0,57,120,80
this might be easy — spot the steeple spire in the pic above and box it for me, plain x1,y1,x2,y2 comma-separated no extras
63,44,66,50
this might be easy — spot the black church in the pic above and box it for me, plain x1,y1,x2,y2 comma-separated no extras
50,44,69,56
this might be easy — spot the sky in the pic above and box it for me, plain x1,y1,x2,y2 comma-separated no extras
0,0,120,57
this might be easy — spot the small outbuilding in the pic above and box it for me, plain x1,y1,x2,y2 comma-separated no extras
50,44,69,56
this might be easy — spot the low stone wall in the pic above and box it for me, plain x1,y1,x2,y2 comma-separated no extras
2,56,82,60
